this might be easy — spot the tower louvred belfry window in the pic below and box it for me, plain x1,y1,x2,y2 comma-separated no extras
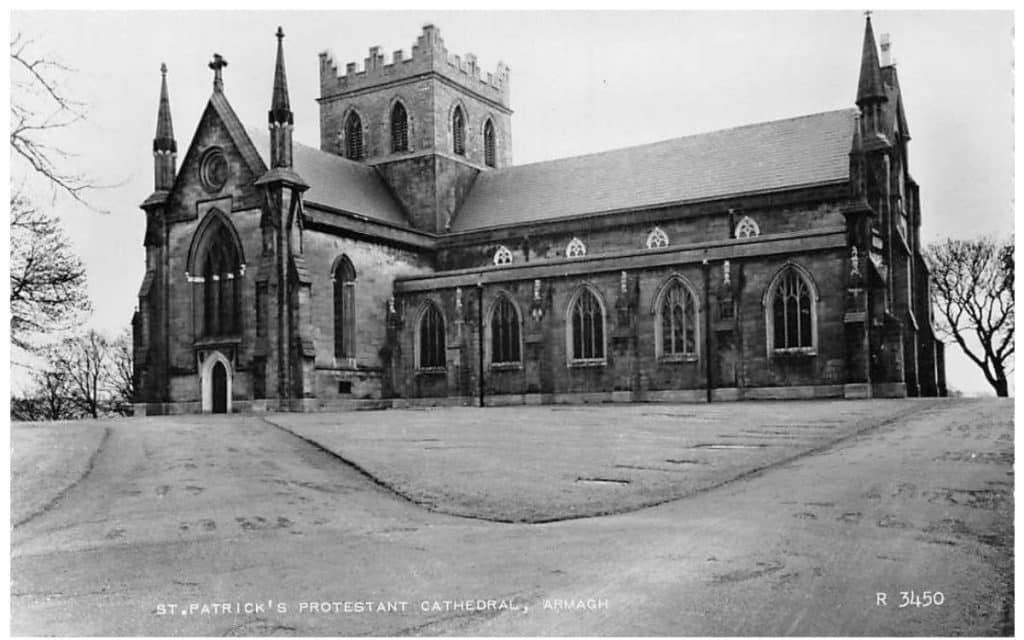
452,106,466,155
391,102,409,152
345,111,364,160
484,119,496,167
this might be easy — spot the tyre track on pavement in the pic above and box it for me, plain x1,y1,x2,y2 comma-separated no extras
453,399,1012,636
13,426,112,529
260,400,943,525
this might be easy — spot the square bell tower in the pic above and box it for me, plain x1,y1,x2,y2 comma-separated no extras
317,25,512,233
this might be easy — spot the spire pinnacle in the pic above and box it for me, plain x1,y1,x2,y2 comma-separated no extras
209,53,228,92
153,62,176,154
266,26,296,171
856,14,887,106
152,62,177,192
850,112,862,153
269,26,293,124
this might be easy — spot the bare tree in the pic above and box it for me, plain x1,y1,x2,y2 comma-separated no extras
10,31,95,204
12,327,134,421
10,398,41,422
50,330,111,419
9,31,95,357
9,195,90,351
30,369,79,421
11,366,81,422
108,328,135,416
925,236,1014,397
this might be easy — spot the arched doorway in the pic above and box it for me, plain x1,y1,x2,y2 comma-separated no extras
211,361,228,414
200,351,233,414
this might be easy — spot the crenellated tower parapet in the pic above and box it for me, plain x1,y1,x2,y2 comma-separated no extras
318,24,510,109
317,23,513,234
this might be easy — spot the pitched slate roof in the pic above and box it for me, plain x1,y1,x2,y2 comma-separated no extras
247,128,408,227
450,109,857,232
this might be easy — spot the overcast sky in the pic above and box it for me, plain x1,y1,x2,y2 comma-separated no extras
8,10,1014,396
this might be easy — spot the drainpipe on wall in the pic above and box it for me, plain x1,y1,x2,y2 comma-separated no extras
477,282,485,407
702,258,712,403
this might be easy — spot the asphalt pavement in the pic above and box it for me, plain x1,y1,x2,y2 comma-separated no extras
10,399,1013,636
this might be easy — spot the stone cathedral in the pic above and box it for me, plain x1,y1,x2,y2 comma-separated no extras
132,17,946,415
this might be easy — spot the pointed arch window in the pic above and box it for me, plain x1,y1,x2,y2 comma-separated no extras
198,222,242,338
646,227,669,249
566,237,587,258
483,118,496,167
417,303,447,369
735,215,760,238
489,295,521,366
493,245,513,266
345,111,364,160
390,102,409,153
333,256,356,360
766,266,817,354
452,105,466,156
567,287,606,364
654,277,698,360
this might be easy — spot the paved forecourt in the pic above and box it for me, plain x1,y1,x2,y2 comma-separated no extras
267,399,933,522
10,399,1012,636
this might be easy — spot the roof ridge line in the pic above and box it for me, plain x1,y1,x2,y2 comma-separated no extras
245,125,377,174
483,107,858,174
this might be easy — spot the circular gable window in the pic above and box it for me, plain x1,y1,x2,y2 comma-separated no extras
200,147,229,192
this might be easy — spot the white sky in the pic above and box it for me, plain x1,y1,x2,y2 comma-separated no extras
7,10,1015,396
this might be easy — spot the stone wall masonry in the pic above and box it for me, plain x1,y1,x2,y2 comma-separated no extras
390,246,850,400
319,77,434,159
319,64,511,169
168,374,197,404
157,102,273,405
435,155,483,230
303,228,434,401
736,250,847,388
375,155,441,232
438,201,847,271
167,105,263,220
431,81,512,168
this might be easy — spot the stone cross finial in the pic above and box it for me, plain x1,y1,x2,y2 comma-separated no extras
276,26,284,41
160,62,167,76
209,53,228,92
